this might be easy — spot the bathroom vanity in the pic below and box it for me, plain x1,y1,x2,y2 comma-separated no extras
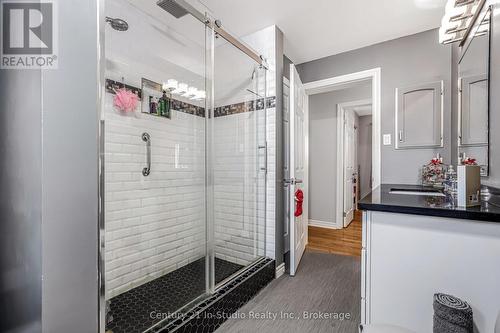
358,184,500,332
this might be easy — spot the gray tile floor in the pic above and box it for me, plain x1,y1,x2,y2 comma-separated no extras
216,250,361,333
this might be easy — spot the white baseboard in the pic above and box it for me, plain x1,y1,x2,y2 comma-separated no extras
275,263,285,278
309,219,342,229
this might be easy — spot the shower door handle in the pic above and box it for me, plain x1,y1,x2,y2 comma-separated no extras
258,142,267,173
142,132,151,176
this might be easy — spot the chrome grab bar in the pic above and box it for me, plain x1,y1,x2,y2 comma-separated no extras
142,132,151,176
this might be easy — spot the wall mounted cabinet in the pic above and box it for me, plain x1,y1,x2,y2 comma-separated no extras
395,81,444,149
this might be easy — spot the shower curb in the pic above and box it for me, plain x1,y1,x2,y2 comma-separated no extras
150,258,275,333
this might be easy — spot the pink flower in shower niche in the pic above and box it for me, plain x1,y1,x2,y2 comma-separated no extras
113,88,139,113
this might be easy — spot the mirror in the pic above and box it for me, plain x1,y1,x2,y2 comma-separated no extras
458,7,491,176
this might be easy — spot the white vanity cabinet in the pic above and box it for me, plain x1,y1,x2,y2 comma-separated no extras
361,210,500,333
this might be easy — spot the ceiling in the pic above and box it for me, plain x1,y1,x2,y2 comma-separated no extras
198,0,446,64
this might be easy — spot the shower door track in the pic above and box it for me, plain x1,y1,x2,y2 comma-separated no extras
214,256,268,292
165,0,267,69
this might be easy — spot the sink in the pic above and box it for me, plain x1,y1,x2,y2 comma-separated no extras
389,188,445,197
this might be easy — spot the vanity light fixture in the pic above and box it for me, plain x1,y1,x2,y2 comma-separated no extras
164,79,205,100
163,79,178,92
439,0,486,45
183,86,198,98
173,82,188,95
191,90,206,100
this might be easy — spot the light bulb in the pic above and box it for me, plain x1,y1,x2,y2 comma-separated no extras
174,83,188,95
163,79,178,92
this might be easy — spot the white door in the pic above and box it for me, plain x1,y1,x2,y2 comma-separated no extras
343,110,355,227
289,64,308,276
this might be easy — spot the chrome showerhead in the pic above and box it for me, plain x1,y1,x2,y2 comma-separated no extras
157,0,189,18
105,17,129,31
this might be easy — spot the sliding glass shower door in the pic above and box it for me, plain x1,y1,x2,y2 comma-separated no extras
209,36,267,289
101,1,267,332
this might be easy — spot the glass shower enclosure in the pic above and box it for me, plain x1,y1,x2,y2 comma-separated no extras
100,0,267,332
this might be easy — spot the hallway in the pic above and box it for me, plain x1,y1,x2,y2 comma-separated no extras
307,211,363,257
216,251,361,333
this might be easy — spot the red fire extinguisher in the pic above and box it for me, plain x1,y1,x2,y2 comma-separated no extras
294,189,304,217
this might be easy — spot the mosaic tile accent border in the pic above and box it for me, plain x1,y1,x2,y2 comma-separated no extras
170,99,205,118
105,79,275,118
214,96,276,117
106,78,142,99
149,258,275,333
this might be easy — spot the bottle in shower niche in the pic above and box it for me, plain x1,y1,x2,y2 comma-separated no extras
162,92,171,118
158,91,169,117
149,95,158,115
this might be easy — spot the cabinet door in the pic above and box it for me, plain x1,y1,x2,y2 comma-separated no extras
395,81,443,149
459,74,488,146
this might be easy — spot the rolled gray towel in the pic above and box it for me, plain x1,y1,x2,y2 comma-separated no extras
433,293,473,333
434,315,469,333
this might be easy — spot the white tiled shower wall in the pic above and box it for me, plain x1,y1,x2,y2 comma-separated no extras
213,108,274,265
104,94,206,299
105,95,275,298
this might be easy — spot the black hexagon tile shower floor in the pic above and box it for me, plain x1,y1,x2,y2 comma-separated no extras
106,257,243,333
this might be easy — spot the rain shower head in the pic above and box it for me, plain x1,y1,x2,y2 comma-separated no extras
157,0,189,18
106,17,129,31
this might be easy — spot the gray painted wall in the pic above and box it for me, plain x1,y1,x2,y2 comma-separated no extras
0,65,43,333
41,0,100,332
358,115,373,199
298,29,452,185
309,85,371,224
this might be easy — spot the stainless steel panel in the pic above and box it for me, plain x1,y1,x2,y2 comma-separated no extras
0,68,42,333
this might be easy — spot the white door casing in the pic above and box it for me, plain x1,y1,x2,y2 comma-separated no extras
289,64,308,276
343,110,356,227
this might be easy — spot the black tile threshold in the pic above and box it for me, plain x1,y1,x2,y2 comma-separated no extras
106,257,243,333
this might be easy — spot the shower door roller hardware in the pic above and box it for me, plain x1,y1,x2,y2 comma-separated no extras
142,132,151,176
258,142,268,173
284,178,303,185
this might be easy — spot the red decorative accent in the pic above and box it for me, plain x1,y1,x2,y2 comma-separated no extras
294,189,304,217
463,158,477,165
431,158,442,165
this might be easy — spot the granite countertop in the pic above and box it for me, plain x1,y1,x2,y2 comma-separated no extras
358,184,500,222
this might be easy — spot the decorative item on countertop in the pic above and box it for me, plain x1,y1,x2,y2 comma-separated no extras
461,157,477,166
443,165,458,195
433,293,473,333
457,164,481,207
422,154,447,187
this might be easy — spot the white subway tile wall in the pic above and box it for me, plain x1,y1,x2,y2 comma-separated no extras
213,110,267,266
104,94,206,299
105,94,275,298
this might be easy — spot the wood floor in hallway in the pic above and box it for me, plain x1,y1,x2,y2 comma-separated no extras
307,210,362,257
